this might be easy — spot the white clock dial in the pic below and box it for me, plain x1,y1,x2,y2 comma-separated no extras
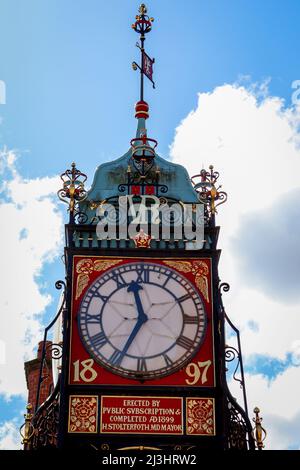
78,261,207,380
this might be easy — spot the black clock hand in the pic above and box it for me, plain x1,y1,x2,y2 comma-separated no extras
120,315,145,358
127,281,148,322
119,281,148,358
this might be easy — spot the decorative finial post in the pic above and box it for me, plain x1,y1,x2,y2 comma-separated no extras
191,165,228,225
57,162,87,223
132,4,155,102
19,404,34,450
252,407,267,450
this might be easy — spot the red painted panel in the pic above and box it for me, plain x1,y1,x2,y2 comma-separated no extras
69,256,215,387
100,395,183,435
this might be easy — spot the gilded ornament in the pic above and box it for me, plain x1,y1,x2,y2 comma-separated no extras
75,258,123,299
163,260,210,302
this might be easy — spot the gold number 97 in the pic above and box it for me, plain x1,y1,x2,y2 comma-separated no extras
185,360,212,385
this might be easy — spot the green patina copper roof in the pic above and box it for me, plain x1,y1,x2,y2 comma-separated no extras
83,117,198,204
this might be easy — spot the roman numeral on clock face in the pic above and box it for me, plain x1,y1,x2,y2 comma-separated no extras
137,357,147,372
163,354,173,367
176,336,194,350
110,350,123,366
136,266,150,283
183,314,198,324
91,331,107,349
178,293,191,303
85,313,101,324
91,290,108,302
111,272,127,288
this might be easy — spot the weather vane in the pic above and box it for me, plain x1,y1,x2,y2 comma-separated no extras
132,3,155,101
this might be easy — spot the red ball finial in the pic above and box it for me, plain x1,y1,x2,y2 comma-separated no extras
135,100,149,119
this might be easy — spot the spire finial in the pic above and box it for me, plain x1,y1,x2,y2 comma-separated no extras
132,3,155,103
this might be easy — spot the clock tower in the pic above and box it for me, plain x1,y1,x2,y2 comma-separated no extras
22,4,265,452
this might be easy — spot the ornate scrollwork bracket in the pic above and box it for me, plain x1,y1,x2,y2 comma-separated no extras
35,280,66,412
191,165,227,217
219,282,230,294
46,342,63,361
225,345,244,388
57,162,87,223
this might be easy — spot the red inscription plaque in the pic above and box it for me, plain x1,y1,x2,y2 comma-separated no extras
100,396,183,435
69,256,215,387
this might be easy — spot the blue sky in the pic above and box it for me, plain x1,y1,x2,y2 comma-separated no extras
0,0,299,178
0,0,300,449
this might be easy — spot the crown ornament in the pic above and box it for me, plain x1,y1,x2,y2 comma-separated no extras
131,228,152,248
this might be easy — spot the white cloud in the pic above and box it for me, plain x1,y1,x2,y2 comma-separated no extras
0,150,63,398
170,81,300,449
0,419,22,450
225,286,300,360
232,189,300,303
229,368,300,449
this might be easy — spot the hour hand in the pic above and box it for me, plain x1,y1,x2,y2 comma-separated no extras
127,281,148,322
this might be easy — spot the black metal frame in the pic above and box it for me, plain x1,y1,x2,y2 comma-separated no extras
35,280,66,412
218,283,255,449
29,377,61,449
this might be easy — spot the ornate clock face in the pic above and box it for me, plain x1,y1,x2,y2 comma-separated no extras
78,261,207,380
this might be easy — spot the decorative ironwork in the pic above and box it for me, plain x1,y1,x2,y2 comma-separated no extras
57,162,87,223
191,165,227,217
118,161,168,196
218,279,255,449
46,342,63,361
224,311,249,417
225,345,244,389
131,133,157,163
73,210,89,224
219,280,249,417
252,407,267,450
29,379,60,449
219,282,230,294
35,280,66,412
226,390,255,450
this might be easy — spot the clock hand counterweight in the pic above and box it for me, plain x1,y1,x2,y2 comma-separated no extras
118,281,148,359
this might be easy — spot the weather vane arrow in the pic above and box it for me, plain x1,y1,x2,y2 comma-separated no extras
132,3,155,100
